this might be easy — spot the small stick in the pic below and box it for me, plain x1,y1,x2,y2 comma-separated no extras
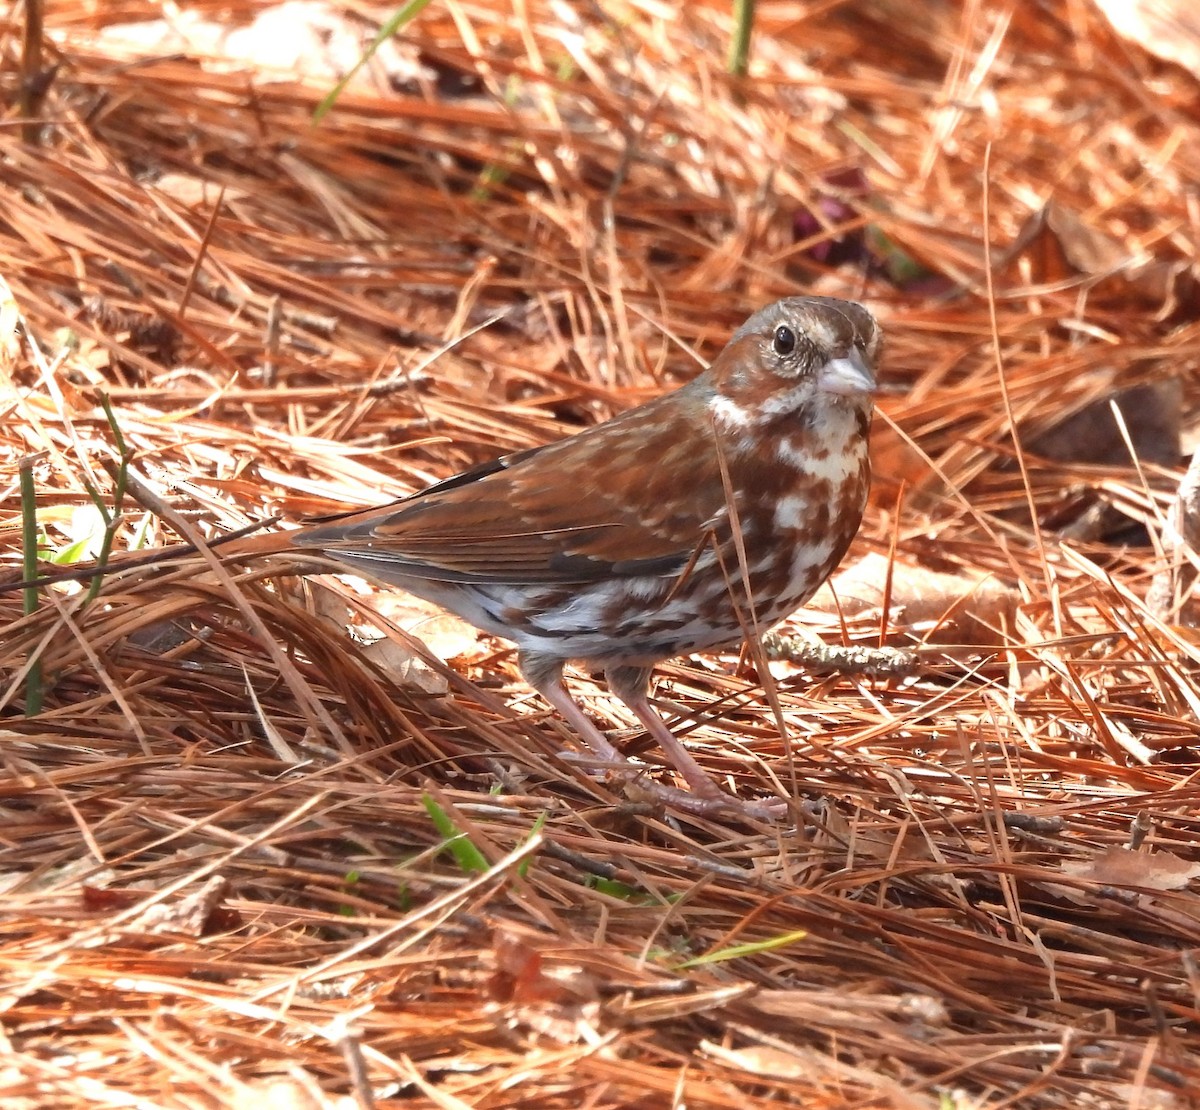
761,630,921,680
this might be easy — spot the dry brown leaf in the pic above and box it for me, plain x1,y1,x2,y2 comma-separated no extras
1028,380,1182,470
1060,845,1200,891
124,876,233,936
1095,0,1200,72
810,551,1019,645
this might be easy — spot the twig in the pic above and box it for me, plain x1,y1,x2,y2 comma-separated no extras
761,630,921,680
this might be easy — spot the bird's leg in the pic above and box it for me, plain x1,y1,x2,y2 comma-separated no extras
522,655,633,770
606,665,787,819
519,653,782,819
604,665,725,799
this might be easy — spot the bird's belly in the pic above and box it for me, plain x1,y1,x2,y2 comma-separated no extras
400,548,841,668
402,576,731,663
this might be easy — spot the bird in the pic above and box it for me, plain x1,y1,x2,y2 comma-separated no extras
16,297,881,819
216,296,880,818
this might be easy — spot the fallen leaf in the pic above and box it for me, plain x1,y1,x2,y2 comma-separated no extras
1060,846,1200,891
808,551,1019,645
1095,0,1200,74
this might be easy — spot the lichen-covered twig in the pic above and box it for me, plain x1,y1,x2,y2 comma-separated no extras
761,630,921,679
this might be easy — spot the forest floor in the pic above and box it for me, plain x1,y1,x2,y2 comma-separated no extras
1,1,1199,1107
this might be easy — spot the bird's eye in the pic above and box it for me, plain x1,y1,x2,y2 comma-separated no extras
773,325,796,356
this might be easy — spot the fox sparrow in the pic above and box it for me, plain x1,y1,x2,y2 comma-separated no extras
216,296,881,818
8,297,878,817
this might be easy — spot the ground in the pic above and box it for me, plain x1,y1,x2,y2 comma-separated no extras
1,2,1199,1107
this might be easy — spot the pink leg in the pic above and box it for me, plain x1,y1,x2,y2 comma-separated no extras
519,651,784,819
612,684,726,799
531,675,742,817
607,665,787,819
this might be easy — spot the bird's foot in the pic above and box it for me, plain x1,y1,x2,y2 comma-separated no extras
558,749,787,821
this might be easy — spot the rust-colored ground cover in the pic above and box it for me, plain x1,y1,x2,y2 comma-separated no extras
1,2,1199,1106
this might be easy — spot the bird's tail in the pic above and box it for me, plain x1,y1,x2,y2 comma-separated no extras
0,516,291,595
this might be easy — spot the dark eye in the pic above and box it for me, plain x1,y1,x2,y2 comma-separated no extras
773,325,796,356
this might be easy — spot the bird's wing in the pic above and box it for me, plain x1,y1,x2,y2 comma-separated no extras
292,385,731,586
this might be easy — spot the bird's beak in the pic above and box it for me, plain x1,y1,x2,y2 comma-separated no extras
818,348,876,397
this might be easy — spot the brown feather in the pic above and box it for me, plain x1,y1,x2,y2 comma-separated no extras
276,376,728,585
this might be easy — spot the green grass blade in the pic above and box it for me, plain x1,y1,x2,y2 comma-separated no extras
678,928,807,968
314,0,436,122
